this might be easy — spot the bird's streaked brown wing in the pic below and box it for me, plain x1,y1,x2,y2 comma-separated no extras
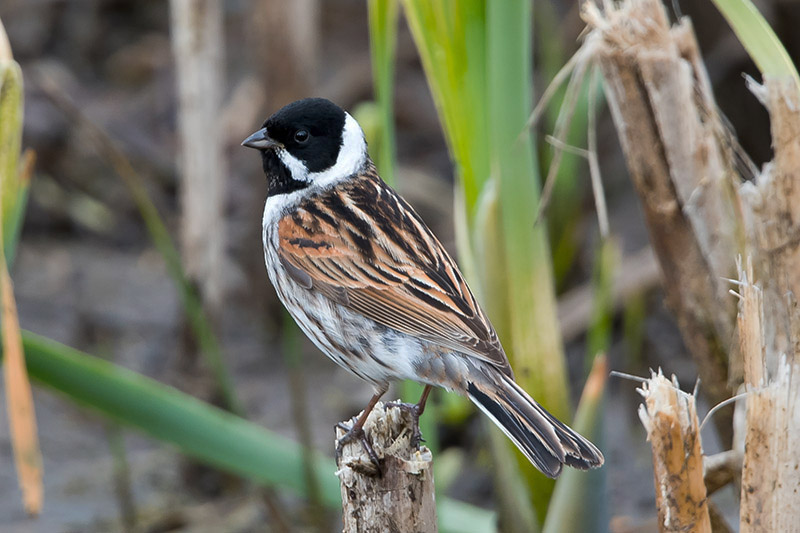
276,166,512,377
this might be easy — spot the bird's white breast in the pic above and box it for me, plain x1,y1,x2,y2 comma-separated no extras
262,202,421,386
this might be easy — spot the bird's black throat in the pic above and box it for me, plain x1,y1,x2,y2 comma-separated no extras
261,150,309,197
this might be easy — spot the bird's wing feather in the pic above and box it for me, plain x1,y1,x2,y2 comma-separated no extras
277,168,512,376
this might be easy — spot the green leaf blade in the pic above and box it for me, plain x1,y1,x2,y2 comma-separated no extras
21,330,341,506
712,0,800,90
368,0,400,185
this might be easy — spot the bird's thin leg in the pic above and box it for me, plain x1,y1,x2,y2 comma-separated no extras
409,385,433,447
336,385,387,469
415,385,433,416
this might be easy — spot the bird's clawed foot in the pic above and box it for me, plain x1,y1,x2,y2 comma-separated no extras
335,388,388,475
335,419,382,471
385,384,431,449
383,400,425,449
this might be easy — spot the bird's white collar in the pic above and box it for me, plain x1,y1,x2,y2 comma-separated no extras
265,112,367,228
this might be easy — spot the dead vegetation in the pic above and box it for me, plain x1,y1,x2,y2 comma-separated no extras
582,0,800,530
584,0,744,445
637,372,711,532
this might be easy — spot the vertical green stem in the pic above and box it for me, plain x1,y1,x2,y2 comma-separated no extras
487,0,569,518
367,0,399,186
0,60,25,264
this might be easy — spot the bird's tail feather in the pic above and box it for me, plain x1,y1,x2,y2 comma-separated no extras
466,372,604,478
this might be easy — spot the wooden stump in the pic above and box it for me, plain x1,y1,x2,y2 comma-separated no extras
335,401,437,533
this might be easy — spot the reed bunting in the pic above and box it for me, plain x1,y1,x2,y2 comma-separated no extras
242,98,603,478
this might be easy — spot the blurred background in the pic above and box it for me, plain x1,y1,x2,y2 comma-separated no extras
1,0,798,531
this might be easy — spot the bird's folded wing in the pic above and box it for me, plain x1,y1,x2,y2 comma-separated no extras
276,183,511,376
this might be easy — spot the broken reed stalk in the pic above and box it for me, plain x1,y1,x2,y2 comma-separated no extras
335,402,437,533
735,258,771,531
737,76,800,532
637,372,711,533
740,77,800,365
739,358,800,531
736,259,800,531
584,0,745,443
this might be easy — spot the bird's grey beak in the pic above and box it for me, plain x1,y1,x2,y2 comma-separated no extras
241,128,281,150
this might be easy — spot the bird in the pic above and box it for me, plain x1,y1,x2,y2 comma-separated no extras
242,97,603,478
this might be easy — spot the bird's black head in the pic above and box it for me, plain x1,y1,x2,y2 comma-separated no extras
242,98,366,197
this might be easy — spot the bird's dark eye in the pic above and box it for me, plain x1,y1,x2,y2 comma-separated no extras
294,130,309,143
